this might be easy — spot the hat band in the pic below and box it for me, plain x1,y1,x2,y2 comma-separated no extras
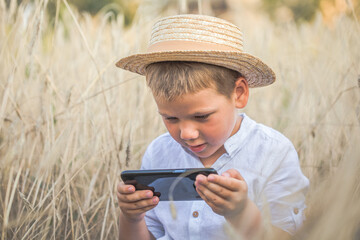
147,40,242,53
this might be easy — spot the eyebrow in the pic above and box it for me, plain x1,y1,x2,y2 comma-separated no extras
158,112,169,117
192,111,216,115
158,110,216,117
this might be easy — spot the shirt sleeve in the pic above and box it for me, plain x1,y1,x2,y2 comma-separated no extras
144,209,165,239
140,144,166,239
261,141,309,235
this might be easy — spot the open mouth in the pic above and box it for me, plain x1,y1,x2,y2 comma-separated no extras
188,143,206,153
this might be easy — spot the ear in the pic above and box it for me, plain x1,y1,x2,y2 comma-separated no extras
233,77,249,109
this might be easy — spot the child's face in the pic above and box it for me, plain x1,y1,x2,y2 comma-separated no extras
155,86,244,166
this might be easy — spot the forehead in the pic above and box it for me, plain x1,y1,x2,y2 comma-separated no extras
155,88,232,115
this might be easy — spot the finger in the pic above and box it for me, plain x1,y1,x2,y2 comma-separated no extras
117,190,154,203
196,183,228,205
196,185,210,202
195,174,232,198
117,182,136,194
195,173,210,185
196,186,227,214
206,174,245,192
123,203,158,216
223,169,245,181
198,179,234,199
195,174,236,195
119,196,159,211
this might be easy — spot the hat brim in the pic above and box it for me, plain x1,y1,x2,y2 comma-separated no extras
116,51,275,88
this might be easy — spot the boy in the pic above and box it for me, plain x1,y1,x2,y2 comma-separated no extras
116,14,308,240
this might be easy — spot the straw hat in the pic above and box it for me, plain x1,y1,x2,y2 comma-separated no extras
116,14,275,87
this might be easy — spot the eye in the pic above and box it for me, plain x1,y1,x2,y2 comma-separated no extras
164,116,178,122
194,114,210,120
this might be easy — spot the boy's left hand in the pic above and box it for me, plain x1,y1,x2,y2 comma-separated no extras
195,169,248,219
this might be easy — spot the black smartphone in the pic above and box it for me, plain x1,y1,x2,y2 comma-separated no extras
121,168,217,201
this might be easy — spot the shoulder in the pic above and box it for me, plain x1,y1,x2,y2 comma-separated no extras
239,115,299,172
242,114,294,150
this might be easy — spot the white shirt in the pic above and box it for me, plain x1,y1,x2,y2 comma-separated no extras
141,113,309,239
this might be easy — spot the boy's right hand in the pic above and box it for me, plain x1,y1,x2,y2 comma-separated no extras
117,182,159,222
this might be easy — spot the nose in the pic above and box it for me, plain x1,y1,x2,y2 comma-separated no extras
180,122,199,140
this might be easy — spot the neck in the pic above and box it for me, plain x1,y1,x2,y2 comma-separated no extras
200,115,243,167
201,146,226,167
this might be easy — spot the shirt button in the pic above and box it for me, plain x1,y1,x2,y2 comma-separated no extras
293,208,299,215
192,211,199,218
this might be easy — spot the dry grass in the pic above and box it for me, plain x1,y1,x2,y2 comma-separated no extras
0,1,359,239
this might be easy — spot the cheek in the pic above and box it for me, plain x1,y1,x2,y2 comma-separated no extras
163,122,180,140
201,123,227,141
203,117,235,142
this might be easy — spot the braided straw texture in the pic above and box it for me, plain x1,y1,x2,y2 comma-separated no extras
150,15,244,51
116,14,275,88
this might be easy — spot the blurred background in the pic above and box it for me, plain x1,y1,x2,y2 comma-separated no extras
5,0,359,25
0,0,359,239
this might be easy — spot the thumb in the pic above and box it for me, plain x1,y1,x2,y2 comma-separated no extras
222,169,244,181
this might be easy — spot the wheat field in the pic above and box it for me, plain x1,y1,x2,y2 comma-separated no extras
0,0,359,239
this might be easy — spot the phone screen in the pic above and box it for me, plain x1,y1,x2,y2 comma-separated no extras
121,168,217,201
135,175,199,201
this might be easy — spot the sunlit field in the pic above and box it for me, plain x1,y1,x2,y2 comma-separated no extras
1,1,359,239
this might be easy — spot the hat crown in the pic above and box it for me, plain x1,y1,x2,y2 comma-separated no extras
149,14,244,52
116,14,276,88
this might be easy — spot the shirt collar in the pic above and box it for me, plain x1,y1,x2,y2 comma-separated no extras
181,113,255,168
223,113,254,157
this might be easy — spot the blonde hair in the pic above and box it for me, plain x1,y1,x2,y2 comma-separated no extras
145,61,242,101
